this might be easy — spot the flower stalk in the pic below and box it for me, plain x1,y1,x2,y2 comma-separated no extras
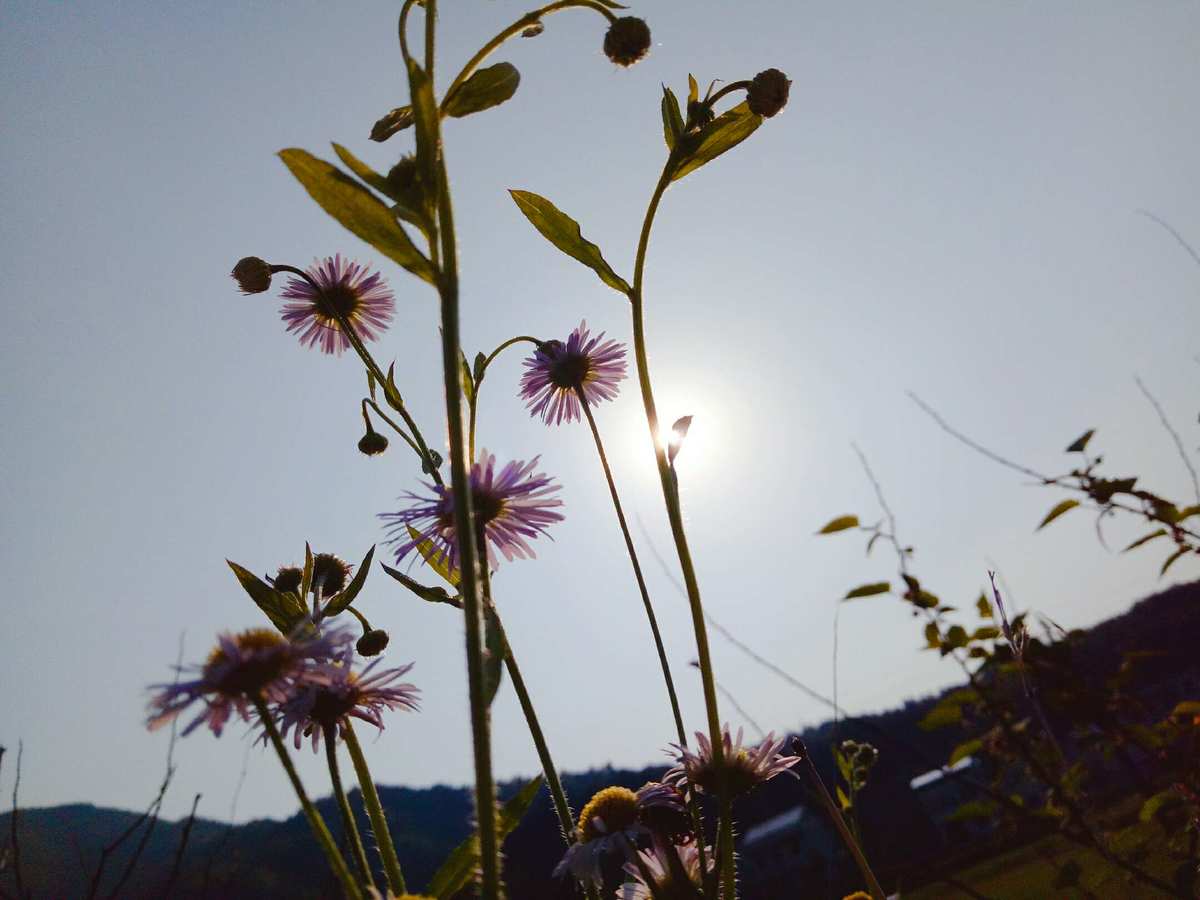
344,723,407,895
324,726,376,891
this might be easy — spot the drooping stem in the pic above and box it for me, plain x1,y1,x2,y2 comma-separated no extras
324,727,376,891
629,153,734,897
577,392,687,746
253,697,363,900
424,2,501,894
468,334,542,460
343,724,407,895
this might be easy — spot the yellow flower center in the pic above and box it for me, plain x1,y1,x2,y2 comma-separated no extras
577,786,638,842
204,628,289,696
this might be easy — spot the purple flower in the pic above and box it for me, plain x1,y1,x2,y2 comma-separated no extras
147,627,349,738
278,255,394,355
664,725,800,797
519,321,626,425
635,781,692,844
619,840,712,900
276,648,420,752
380,450,563,571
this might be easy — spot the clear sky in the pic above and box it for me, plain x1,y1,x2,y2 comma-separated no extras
2,1,1198,824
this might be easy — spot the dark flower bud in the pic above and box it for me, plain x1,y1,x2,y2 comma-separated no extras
746,68,791,118
271,566,303,595
358,429,389,456
231,257,273,294
521,21,544,38
603,17,651,67
686,99,715,131
311,553,351,596
356,628,390,657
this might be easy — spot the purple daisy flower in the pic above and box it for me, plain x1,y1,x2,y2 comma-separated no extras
380,450,563,571
664,725,800,798
519,320,626,425
146,626,349,738
278,254,395,355
275,648,420,752
619,840,712,900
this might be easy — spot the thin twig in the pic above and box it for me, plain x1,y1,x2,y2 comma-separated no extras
7,742,25,900
692,663,766,740
1134,375,1200,506
162,794,201,899
201,740,251,898
1136,209,1200,271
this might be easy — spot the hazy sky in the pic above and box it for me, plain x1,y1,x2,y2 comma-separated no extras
2,1,1198,824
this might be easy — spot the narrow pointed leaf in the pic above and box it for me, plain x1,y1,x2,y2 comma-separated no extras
444,62,520,118
407,62,440,203
817,515,859,535
324,545,374,616
843,582,890,600
1160,547,1189,576
661,86,683,150
331,143,391,197
1123,529,1167,552
381,562,462,608
278,149,434,283
369,105,414,142
672,101,763,182
427,776,543,898
227,561,293,633
301,543,314,603
1037,499,1080,530
1066,429,1095,453
668,415,692,465
508,190,631,294
406,524,461,588
482,605,506,707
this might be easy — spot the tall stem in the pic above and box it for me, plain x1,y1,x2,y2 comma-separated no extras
629,156,734,897
324,728,376,891
343,724,408,895
253,697,363,900
425,2,501,895
577,393,687,746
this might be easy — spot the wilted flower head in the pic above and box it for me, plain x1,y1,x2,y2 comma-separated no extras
554,786,650,886
271,566,304,595
746,68,790,118
147,627,348,737
519,321,626,425
311,553,351,596
231,256,273,294
619,841,712,900
279,255,395,355
381,450,563,571
665,725,800,797
276,648,419,752
603,16,651,67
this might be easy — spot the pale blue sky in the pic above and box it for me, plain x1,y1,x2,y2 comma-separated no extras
2,1,1198,823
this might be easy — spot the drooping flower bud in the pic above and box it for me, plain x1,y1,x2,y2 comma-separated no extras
746,68,791,118
358,428,389,456
356,628,391,657
231,257,273,294
603,17,651,67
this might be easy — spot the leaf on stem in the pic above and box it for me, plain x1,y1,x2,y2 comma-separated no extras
444,63,520,118
1160,547,1190,576
508,190,631,294
482,606,506,707
1123,529,1167,552
1065,429,1095,453
369,106,414,142
227,561,301,634
817,515,859,534
278,149,434,283
406,524,461,588
427,776,544,899
671,101,762,182
381,562,461,608
843,582,890,600
323,546,375,616
1037,499,1079,530
661,86,684,150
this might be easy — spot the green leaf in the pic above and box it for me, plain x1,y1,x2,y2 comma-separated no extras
381,562,462,608
672,101,763,182
1160,546,1190,576
1139,789,1181,824
473,351,488,385
923,622,941,650
323,545,374,616
1037,499,1080,530
408,61,440,208
941,625,969,654
835,784,851,811
331,143,391,197
483,605,506,707
687,74,700,104
1123,529,1167,552
369,105,414,142
975,592,993,619
1171,700,1200,717
227,561,297,633
817,515,859,535
948,738,982,766
301,542,314,602
920,688,977,730
460,350,475,404
278,149,434,283
406,524,460,588
948,800,996,822
661,86,683,150
444,62,520,118
427,776,543,899
843,582,890,600
1178,505,1200,521
1065,429,1095,453
970,626,1000,642
508,190,631,294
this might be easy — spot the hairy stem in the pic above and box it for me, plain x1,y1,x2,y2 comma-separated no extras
253,697,362,900
343,725,407,895
325,728,376,891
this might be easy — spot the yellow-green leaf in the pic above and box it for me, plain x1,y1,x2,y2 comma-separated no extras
1123,529,1167,552
508,190,630,294
661,86,683,150
843,582,890,600
1161,547,1190,576
1037,499,1080,530
323,545,374,616
672,101,763,182
443,62,520,118
278,149,434,283
948,738,982,766
817,515,859,535
406,524,460,588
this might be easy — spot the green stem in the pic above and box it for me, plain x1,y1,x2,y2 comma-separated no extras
344,724,407,895
629,154,733,897
797,743,885,900
253,697,363,900
325,727,376,891
440,1,617,113
468,335,542,462
365,399,422,458
425,3,501,895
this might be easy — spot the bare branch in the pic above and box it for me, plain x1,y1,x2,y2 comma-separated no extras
162,793,202,898
1136,209,1200,272
1134,374,1200,506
